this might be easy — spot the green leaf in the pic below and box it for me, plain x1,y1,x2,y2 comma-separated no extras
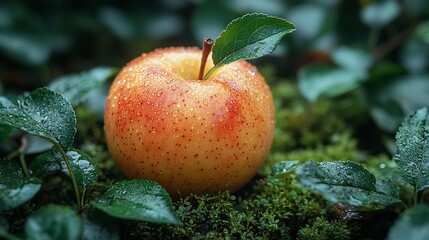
332,46,372,77
360,1,400,29
48,67,118,106
375,178,400,199
298,65,363,102
288,3,328,40
30,148,98,192
370,98,405,133
387,205,429,240
25,134,53,154
394,107,429,191
82,208,119,240
0,87,76,148
25,204,82,240
0,159,41,211
401,40,429,74
297,161,402,208
271,160,299,177
0,4,51,65
385,75,429,114
209,13,295,76
98,7,135,40
91,179,182,225
415,21,429,44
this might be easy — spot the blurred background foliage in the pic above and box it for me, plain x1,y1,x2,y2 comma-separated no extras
1,0,429,155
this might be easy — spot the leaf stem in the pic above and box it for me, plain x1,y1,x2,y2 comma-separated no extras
367,28,380,49
18,137,30,178
204,66,218,80
198,37,213,80
54,142,82,210
413,185,419,206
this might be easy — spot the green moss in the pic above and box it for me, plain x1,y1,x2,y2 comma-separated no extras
125,174,342,239
297,217,351,240
271,80,350,151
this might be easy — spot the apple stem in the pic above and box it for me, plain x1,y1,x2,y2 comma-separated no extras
198,37,213,80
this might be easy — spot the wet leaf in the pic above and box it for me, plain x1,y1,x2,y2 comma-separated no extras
271,160,299,177
297,161,402,208
91,179,182,225
298,65,363,102
361,1,400,29
30,147,98,192
387,205,429,240
210,13,295,74
0,87,76,148
375,178,400,199
0,159,41,211
394,107,429,191
25,204,82,240
49,67,118,106
82,208,119,240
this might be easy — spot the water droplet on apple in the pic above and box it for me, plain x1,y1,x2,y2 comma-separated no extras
248,70,256,76
225,107,230,112
189,107,194,112
144,80,150,87
176,103,181,108
203,99,208,106
172,110,179,117
156,90,163,96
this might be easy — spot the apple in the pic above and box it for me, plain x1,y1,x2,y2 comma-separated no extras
104,45,275,198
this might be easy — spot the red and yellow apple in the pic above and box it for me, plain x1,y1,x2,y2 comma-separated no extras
104,47,275,198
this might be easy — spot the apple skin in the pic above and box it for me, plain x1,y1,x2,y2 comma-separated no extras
104,47,275,198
